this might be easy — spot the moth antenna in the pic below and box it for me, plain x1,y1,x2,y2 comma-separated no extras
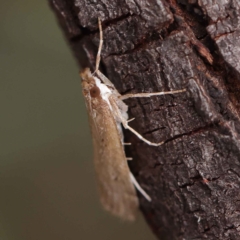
94,17,103,74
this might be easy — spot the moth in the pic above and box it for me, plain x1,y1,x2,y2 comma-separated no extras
81,18,186,221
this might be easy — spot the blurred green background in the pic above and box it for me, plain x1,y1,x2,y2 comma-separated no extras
0,1,156,239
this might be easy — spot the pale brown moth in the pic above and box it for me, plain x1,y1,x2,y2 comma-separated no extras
81,18,186,221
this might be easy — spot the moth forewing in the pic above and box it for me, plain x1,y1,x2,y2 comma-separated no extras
81,68,139,221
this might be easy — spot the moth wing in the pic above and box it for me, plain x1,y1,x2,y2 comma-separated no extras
89,102,139,221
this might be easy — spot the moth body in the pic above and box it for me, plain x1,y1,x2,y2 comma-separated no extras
81,68,139,221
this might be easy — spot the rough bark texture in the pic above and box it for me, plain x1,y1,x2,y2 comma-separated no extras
50,0,240,239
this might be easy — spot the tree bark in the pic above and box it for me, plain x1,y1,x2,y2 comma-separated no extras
49,0,240,239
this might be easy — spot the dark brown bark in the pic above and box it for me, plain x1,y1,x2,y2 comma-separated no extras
49,0,240,239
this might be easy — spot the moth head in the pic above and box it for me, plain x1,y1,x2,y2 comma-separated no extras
90,85,101,98
80,68,111,100
81,68,97,93
80,68,91,80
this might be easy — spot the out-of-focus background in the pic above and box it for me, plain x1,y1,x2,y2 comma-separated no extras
0,1,156,240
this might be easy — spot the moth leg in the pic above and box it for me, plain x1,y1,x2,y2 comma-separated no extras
127,118,135,123
96,70,116,88
130,172,151,201
121,119,164,147
120,89,186,100
126,157,133,161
